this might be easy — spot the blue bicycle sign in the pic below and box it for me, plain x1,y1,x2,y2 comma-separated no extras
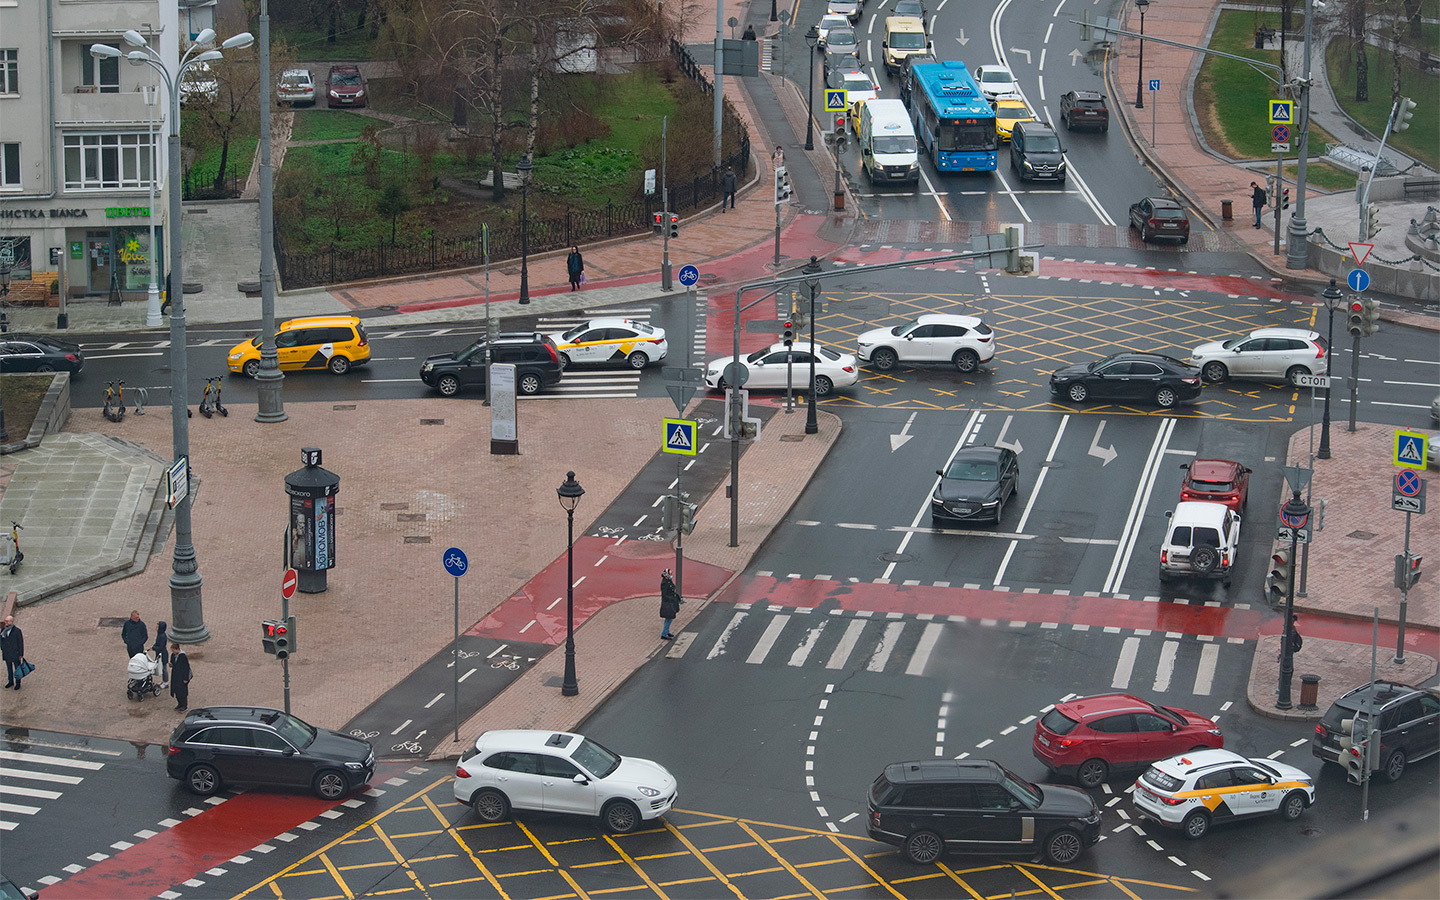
443,547,469,577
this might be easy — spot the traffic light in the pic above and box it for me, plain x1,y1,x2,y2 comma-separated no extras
1394,552,1422,590
261,618,292,658
668,213,679,238
661,494,676,532
1360,296,1380,336
678,492,697,535
1340,718,1382,783
781,320,795,347
1364,202,1381,238
834,113,846,133
1395,96,1417,132
1282,187,1290,210
1265,547,1294,603
1312,498,1327,532
652,212,663,235
774,165,793,203
1347,298,1366,336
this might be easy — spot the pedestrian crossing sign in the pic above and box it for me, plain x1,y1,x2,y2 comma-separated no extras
1395,430,1427,470
663,418,698,456
1269,100,1294,124
825,89,848,112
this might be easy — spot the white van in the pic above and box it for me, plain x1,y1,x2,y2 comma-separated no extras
881,17,932,74
857,99,920,183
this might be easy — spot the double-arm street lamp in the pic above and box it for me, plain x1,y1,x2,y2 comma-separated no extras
517,154,533,304
557,471,585,697
1134,0,1151,109
91,27,254,645
802,256,822,434
804,27,819,151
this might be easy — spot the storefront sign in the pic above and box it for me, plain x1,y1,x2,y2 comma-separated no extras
0,208,90,219
105,206,151,219
70,241,83,259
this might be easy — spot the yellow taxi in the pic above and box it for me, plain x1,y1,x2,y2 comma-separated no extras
994,97,1034,143
227,315,370,376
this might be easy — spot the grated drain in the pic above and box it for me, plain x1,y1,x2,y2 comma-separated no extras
404,536,431,544
381,503,409,510
879,552,913,562
420,418,444,425
397,513,426,522
333,404,356,410
780,434,805,442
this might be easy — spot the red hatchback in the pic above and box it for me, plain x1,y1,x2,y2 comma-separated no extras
1032,693,1223,788
1179,458,1251,511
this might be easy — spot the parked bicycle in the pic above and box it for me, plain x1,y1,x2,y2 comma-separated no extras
103,381,126,422
4,521,23,575
197,377,228,418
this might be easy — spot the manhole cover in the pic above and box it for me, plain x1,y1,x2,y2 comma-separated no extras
332,404,356,410
879,552,913,563
1347,530,1378,540
381,503,410,510
1299,825,1324,837
419,418,444,425
397,513,426,522
403,536,431,544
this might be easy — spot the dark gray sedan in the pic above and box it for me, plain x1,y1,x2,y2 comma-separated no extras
931,446,1019,524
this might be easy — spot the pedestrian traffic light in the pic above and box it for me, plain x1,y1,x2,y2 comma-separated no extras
678,495,698,535
668,213,679,238
652,212,663,235
774,165,792,203
781,320,795,347
1312,498,1327,532
261,618,291,657
1360,296,1380,336
1364,202,1381,238
1347,298,1366,336
1394,552,1422,590
1265,547,1293,603
1394,96,1417,132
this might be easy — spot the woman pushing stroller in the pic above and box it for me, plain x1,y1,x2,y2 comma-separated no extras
127,649,163,700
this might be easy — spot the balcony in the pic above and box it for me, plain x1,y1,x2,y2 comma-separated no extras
55,88,164,128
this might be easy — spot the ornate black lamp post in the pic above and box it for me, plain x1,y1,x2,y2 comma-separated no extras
557,471,585,696
518,154,532,305
1318,278,1342,460
805,27,819,151
1135,0,1151,109
803,256,823,434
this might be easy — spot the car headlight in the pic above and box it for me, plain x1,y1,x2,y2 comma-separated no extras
1082,809,1101,824
344,761,364,770
980,500,1000,509
637,786,661,797
330,90,341,97
229,352,242,360
1057,159,1068,171
422,362,433,373
1023,160,1035,170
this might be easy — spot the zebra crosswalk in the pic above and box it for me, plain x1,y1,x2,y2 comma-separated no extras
680,605,1248,698
0,747,107,831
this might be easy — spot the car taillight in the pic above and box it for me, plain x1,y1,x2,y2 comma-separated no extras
1159,794,1185,806
168,745,182,755
456,765,471,779
1161,549,1169,565
1055,737,1082,748
977,335,991,343
1183,376,1199,385
1222,551,1231,567
66,353,79,362
1315,724,1326,736
870,809,881,827
1313,343,1324,360
1148,218,1160,228
358,334,368,346
546,344,559,363
842,365,855,372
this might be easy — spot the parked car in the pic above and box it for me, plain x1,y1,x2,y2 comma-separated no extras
1312,681,1439,783
1159,501,1241,587
0,335,84,373
546,317,667,369
1179,459,1251,511
1129,196,1191,244
1049,352,1202,409
420,332,563,397
1009,120,1067,183
973,65,1017,100
454,729,677,834
856,313,995,372
1189,327,1328,386
166,706,375,799
326,64,367,107
1059,89,1109,131
227,315,370,376
1132,749,1315,839
931,445,1019,525
277,68,316,106
1032,693,1224,787
705,341,859,396
993,97,1034,142
866,759,1101,865
816,13,851,49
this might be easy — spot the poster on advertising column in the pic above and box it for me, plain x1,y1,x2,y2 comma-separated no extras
491,363,518,455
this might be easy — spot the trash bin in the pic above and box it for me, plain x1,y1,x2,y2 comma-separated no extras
1222,199,1233,221
1300,673,1321,709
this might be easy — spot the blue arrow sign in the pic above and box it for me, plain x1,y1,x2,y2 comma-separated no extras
442,547,468,577
1149,79,1160,91
678,265,699,286
1347,268,1370,292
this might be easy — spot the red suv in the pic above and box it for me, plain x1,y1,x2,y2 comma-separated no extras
327,64,367,108
1179,459,1251,511
1032,693,1223,788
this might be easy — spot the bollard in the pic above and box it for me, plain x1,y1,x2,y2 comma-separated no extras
1221,199,1233,221
1299,673,1321,710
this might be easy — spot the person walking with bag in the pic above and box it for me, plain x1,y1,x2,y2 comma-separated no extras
170,646,192,711
122,610,148,659
152,621,169,687
2,615,25,690
1250,181,1267,228
566,246,585,291
659,569,681,640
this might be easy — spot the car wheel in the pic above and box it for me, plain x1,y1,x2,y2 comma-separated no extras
1044,829,1084,865
1383,749,1406,783
1067,382,1088,403
1202,361,1228,383
471,788,509,822
436,374,460,397
518,373,543,395
627,351,650,369
1182,810,1210,840
1286,365,1309,387
186,763,222,797
1192,545,1220,574
871,347,899,371
37,363,56,373
813,375,834,396
904,830,944,864
558,353,571,370
328,355,351,375
1281,791,1307,821
953,349,980,373
243,359,261,378
716,377,728,391
603,799,641,834
313,769,349,800
1077,758,1108,788
1154,386,1178,408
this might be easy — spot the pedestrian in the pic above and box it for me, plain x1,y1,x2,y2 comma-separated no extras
1250,181,1267,228
742,24,757,41
659,569,681,640
1277,615,1302,662
566,245,585,291
1,615,24,690
170,645,192,711
772,145,785,170
152,621,169,687
721,165,737,211
122,610,147,659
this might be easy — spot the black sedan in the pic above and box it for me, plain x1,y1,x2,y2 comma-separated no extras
0,335,84,373
1049,352,1201,409
931,445,1019,524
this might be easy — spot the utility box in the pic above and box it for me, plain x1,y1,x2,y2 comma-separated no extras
284,447,340,593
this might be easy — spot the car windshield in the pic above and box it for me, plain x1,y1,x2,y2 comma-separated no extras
455,341,488,363
333,71,362,86
1040,708,1079,735
560,324,589,341
270,713,317,749
945,459,998,481
1141,767,1182,791
1000,767,1042,807
817,346,842,361
891,33,926,50
873,135,917,154
1078,99,1104,109
571,737,621,778
1026,133,1061,151
869,773,895,805
1153,208,1185,219
843,75,873,92
631,322,656,335
1189,479,1234,493
830,28,855,43
981,69,1012,84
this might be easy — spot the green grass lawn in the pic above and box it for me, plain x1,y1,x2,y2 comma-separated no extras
290,110,375,142
1285,160,1356,191
0,375,52,441
1325,38,1438,170
187,135,257,183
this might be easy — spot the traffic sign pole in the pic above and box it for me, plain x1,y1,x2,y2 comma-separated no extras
443,547,468,743
280,566,297,714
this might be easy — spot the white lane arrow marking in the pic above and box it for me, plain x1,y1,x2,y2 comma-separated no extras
890,411,918,452
1088,420,1118,466
1070,48,1083,66
1010,48,1032,64
994,414,1024,454
957,30,970,46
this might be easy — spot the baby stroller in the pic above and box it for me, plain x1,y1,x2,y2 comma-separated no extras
127,652,163,701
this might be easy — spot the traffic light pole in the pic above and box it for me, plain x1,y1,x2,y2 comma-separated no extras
661,117,672,291
1396,511,1414,664
675,458,685,601
1347,332,1361,432
1276,489,1309,710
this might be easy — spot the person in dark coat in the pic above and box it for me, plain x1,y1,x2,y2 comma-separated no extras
566,246,585,291
152,621,169,687
659,569,681,640
1251,181,1267,228
122,610,148,659
721,165,737,211
170,646,192,711
742,24,757,40
1,615,24,690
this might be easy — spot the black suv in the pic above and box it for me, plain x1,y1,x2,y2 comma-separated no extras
420,333,563,396
866,759,1101,865
1312,681,1440,784
898,53,938,108
1009,121,1067,184
166,707,375,800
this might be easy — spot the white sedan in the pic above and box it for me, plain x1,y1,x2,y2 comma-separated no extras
974,64,1018,100
705,341,859,396
546,317,667,369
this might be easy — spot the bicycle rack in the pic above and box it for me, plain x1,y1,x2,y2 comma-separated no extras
131,386,149,415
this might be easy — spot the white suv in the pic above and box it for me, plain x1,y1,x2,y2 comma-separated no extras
857,314,996,373
1159,501,1241,588
1189,327,1327,385
1132,749,1315,840
453,730,677,834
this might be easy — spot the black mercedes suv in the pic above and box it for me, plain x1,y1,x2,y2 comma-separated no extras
1312,681,1440,783
420,332,563,397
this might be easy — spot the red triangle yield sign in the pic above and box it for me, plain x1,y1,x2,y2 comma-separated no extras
1349,242,1374,266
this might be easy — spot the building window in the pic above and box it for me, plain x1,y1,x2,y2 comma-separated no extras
1,49,16,94
81,44,120,94
63,133,156,191
1,143,18,188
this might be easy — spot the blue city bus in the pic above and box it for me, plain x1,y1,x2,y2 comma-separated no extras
910,61,999,172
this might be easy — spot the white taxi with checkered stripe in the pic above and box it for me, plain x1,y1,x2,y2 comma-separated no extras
546,318,667,370
1132,748,1315,839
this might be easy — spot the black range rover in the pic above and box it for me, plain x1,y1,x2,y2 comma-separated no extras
867,759,1101,865
420,332,563,396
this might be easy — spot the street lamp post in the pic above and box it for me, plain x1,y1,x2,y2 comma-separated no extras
803,256,822,434
557,471,585,697
805,27,819,151
1318,278,1342,460
517,154,532,305
92,27,254,646
1135,0,1151,109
